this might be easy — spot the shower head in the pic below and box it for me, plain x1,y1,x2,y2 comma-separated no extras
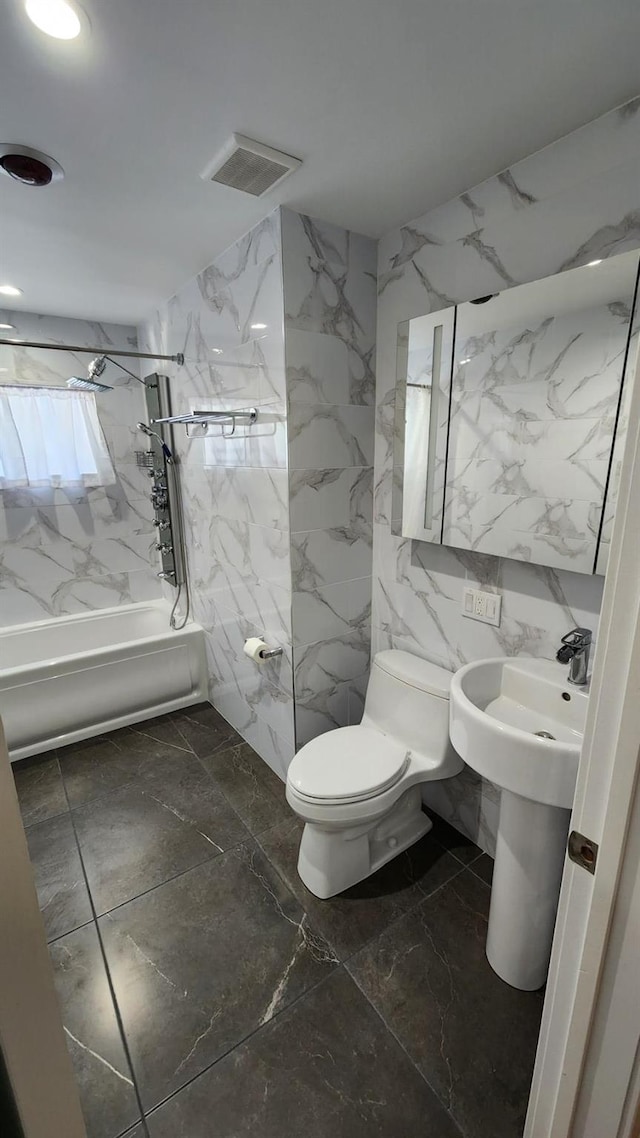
88,355,108,378
67,375,112,393
67,353,112,392
137,421,174,462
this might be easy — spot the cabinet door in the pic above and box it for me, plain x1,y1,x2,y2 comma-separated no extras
394,307,455,544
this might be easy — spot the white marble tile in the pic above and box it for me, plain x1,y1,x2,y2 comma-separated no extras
295,682,352,747
289,467,372,532
202,597,295,748
292,577,371,648
282,208,377,403
256,721,294,780
206,211,281,288
193,466,288,530
37,502,154,546
288,403,375,469
291,527,372,591
196,246,284,351
286,328,351,404
0,507,41,546
347,672,369,726
0,586,52,626
244,405,288,469
293,628,371,701
422,768,499,857
1,544,78,593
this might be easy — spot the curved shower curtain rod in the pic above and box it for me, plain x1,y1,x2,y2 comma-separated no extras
0,337,184,366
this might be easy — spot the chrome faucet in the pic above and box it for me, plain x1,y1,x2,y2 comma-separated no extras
556,628,592,686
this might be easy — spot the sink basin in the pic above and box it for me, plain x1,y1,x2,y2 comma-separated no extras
449,656,589,991
450,656,588,808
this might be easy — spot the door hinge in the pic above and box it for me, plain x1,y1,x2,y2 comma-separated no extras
568,830,599,874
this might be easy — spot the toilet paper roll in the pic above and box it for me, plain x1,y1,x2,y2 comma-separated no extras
244,637,269,663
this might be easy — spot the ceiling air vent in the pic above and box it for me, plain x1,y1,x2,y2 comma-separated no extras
200,134,301,197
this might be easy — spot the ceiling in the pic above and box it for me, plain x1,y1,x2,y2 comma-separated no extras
1,0,639,325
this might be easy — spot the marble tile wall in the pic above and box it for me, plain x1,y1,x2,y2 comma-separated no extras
375,95,640,854
0,311,160,626
138,209,377,773
139,212,295,778
281,209,377,747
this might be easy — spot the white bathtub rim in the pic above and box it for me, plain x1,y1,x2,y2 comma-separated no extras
0,598,177,640
1,626,203,681
0,601,201,679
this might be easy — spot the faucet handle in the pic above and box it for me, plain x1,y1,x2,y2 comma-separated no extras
557,628,592,662
561,628,592,649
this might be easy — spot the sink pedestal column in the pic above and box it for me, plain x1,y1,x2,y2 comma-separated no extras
486,790,571,991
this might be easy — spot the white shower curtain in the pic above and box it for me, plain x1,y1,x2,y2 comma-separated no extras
0,385,116,488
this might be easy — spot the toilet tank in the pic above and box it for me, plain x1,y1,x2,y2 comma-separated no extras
362,649,458,769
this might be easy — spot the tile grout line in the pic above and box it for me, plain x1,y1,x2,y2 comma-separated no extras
252,819,475,971
41,713,485,1135
44,712,252,1131
51,718,261,930
345,961,466,1138
61,735,239,817
141,967,346,1125
337,859,470,970
55,751,152,1138
49,846,223,932
466,859,493,889
90,833,253,922
342,860,493,1138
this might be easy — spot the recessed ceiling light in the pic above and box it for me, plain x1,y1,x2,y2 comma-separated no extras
0,285,22,297
250,323,267,330
25,0,82,39
0,144,64,186
0,322,15,330
587,259,603,267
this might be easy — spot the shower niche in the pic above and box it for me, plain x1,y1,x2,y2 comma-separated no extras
140,374,185,589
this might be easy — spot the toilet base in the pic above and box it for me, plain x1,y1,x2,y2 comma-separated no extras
297,786,432,899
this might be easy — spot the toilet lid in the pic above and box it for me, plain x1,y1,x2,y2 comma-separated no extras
287,726,410,803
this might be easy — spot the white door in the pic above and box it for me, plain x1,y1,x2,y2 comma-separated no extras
0,720,87,1137
525,341,640,1136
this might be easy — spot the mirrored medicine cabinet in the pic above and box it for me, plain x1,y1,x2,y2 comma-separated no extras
392,249,640,575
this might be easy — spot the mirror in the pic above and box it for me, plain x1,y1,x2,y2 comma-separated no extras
392,308,454,543
394,250,640,574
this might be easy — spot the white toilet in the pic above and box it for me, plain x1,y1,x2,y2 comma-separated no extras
286,649,463,898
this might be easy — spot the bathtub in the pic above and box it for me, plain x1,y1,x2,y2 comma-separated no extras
0,601,207,761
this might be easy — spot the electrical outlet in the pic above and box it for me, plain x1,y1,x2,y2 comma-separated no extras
462,587,502,627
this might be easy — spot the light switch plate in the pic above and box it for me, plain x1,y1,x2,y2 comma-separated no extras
462,587,502,627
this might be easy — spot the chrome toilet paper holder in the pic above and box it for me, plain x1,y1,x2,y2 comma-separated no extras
259,646,283,660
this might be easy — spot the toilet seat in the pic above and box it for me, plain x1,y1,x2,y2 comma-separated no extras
287,726,410,805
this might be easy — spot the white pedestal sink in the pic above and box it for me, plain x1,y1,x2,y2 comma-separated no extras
450,657,588,991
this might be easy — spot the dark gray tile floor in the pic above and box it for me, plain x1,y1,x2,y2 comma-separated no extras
14,703,543,1138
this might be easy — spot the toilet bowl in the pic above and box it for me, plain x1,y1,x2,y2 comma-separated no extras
286,649,463,898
